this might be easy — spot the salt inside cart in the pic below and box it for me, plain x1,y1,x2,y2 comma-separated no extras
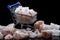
7,2,37,28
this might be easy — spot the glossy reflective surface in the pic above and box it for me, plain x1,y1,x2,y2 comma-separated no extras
0,36,60,40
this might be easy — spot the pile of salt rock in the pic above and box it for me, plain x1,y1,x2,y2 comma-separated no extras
0,20,60,39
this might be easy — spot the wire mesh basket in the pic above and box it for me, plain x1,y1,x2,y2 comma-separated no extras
7,2,37,29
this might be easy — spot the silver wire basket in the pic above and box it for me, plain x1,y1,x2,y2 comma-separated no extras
7,2,37,29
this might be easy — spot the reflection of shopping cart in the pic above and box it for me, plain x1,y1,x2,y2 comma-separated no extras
7,2,37,29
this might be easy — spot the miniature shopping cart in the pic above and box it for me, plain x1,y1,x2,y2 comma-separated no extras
7,2,37,29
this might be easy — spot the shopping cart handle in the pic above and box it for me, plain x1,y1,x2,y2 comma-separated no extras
7,2,21,10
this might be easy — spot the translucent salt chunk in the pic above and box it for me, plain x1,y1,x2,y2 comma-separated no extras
41,30,60,36
0,32,4,39
52,30,60,36
7,23,15,28
4,34,13,39
50,23,60,30
29,32,37,38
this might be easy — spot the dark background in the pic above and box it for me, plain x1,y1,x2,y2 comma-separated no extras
0,0,59,26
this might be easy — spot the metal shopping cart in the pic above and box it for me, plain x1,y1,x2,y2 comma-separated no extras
7,2,37,30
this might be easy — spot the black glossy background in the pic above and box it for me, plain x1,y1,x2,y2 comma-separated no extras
0,0,59,25
0,0,60,40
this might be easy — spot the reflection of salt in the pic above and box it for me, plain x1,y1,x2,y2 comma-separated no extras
22,7,29,16
52,36,60,40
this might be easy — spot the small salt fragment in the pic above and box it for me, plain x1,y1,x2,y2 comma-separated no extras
50,23,60,30
34,20,44,29
13,29,29,39
29,9,37,16
4,34,13,39
42,31,52,38
26,28,31,31
51,29,60,36
7,23,15,28
35,29,42,37
42,24,50,30
29,32,37,38
15,6,23,14
0,32,4,39
41,30,60,36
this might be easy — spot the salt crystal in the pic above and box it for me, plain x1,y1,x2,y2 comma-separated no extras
35,29,42,37
29,32,37,38
0,32,4,39
7,23,15,28
4,34,13,39
29,9,37,16
50,23,60,30
41,30,60,36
